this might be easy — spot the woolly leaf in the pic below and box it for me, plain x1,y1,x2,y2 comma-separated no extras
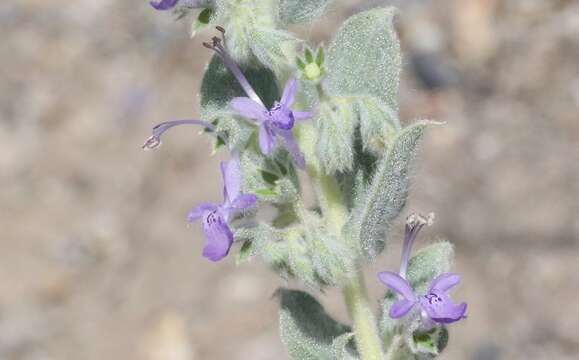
407,241,454,292
325,7,401,110
279,0,334,25
355,97,400,155
347,121,437,259
287,235,318,289
278,289,351,360
200,54,279,116
316,100,357,174
379,292,400,347
248,27,298,73
331,333,358,360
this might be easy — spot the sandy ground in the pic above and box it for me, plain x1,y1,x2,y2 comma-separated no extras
1,0,579,359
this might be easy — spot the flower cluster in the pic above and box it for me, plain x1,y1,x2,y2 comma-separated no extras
143,27,309,261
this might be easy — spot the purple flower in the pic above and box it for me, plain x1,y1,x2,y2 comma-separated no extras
187,155,257,261
149,0,180,10
203,29,312,168
150,0,208,10
377,213,467,327
378,272,467,326
230,77,312,168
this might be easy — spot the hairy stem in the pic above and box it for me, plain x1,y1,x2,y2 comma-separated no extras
343,272,384,360
384,335,403,360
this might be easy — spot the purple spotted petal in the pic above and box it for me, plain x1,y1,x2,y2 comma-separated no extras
293,111,313,121
280,77,297,107
390,299,416,319
187,202,218,222
278,130,305,169
230,194,257,210
429,273,461,293
259,124,276,155
221,157,242,205
378,271,416,301
230,97,267,122
150,0,179,10
201,211,234,261
419,291,467,324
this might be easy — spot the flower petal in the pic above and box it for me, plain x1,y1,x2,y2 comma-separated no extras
419,291,467,324
202,211,234,261
259,124,276,155
230,97,267,121
230,194,257,210
221,156,242,204
149,0,180,10
390,299,416,319
187,203,218,222
293,111,313,121
377,271,416,301
278,130,305,169
429,273,461,293
269,105,295,130
280,77,297,107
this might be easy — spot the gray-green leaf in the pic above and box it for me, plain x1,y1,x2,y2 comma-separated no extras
316,99,357,174
278,289,351,360
279,0,334,25
346,121,437,259
331,333,358,360
325,7,401,110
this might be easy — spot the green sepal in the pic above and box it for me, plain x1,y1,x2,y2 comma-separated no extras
316,47,325,66
305,48,314,63
325,7,401,110
278,289,351,360
190,8,214,38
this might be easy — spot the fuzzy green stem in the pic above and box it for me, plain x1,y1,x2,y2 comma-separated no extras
343,272,384,360
384,335,404,360
295,123,348,234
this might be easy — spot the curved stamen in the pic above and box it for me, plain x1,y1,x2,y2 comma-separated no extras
142,119,224,150
202,28,265,107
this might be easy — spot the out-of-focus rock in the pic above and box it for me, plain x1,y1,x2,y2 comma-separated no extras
141,311,195,360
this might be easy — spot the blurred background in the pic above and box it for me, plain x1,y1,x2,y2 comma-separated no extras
1,0,578,359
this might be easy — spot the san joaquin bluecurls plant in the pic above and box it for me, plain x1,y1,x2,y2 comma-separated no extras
145,1,466,359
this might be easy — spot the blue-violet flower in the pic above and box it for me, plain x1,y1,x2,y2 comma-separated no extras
378,213,467,327
203,29,312,168
150,0,209,10
187,155,257,261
